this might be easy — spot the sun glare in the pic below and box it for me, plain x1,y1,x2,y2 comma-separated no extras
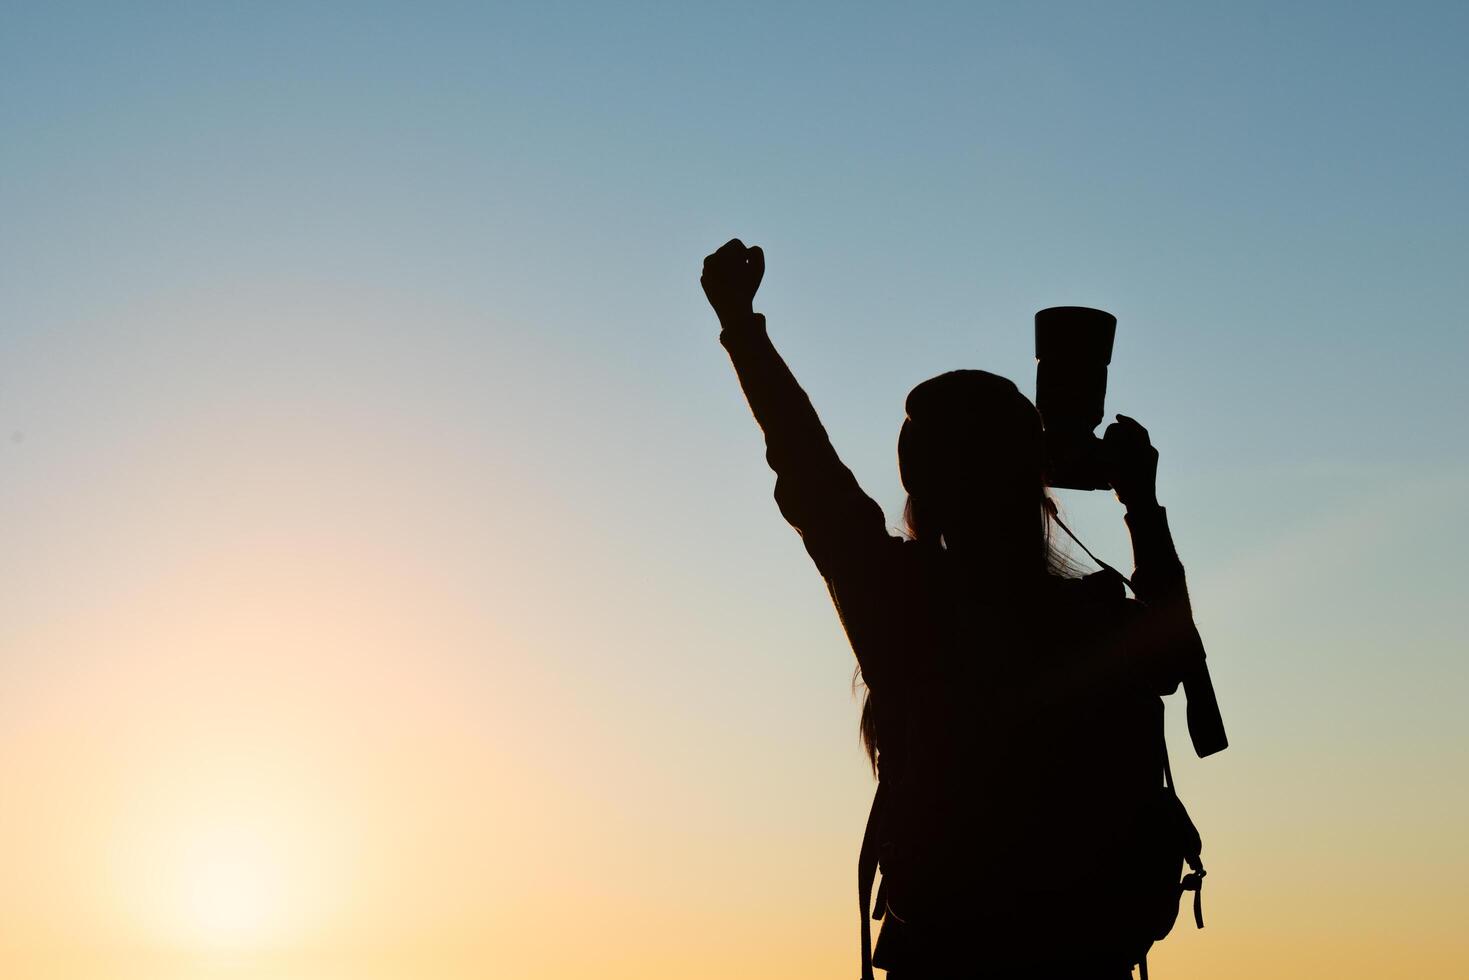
118,769,346,956
174,824,287,948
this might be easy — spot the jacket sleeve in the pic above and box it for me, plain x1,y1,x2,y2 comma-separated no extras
718,314,893,580
1121,503,1205,691
1126,503,1228,754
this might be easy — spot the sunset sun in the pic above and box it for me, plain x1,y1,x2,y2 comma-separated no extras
174,825,285,948
118,770,349,958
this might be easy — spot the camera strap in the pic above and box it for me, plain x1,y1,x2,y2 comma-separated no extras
1046,502,1143,601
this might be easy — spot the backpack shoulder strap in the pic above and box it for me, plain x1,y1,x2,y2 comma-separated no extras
1160,704,1208,930
858,780,888,980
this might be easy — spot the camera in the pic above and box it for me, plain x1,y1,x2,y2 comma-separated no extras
1034,307,1230,756
1034,306,1117,491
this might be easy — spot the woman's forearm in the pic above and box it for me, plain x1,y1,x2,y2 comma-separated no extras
719,313,842,479
719,312,888,569
1123,501,1187,604
1125,502,1228,754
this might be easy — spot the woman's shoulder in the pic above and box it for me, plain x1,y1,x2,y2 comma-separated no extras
1044,568,1142,622
1070,568,1128,603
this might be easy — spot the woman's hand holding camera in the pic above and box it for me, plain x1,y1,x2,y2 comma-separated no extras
1103,414,1159,511
701,238,764,328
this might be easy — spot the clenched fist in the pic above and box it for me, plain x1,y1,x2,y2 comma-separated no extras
701,238,764,327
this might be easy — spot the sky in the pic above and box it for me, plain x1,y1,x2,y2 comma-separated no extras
2,2,1466,977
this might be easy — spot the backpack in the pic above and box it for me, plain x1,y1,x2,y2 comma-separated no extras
855,572,1214,980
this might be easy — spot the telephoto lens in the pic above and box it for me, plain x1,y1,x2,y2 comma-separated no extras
1035,307,1117,490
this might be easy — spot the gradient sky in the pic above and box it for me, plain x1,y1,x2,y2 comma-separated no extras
2,3,1466,978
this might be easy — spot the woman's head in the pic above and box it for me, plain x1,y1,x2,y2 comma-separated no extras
897,370,1049,553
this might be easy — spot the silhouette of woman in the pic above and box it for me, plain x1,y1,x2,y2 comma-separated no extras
702,239,1210,979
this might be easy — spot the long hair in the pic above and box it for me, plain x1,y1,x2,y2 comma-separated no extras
856,370,1081,772
855,492,1078,772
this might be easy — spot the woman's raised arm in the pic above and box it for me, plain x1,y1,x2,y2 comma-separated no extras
1105,415,1227,756
702,239,892,578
